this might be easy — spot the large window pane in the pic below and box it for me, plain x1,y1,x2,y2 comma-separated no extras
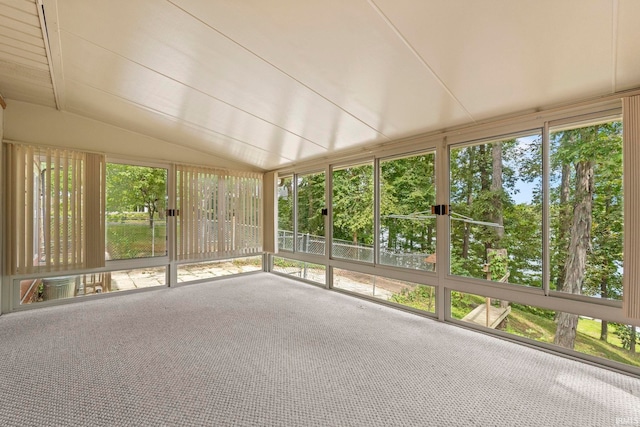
19,266,166,305
332,162,374,262
8,144,105,274
380,152,436,271
177,257,262,282
297,172,325,255
272,257,326,285
106,164,167,260
549,120,623,301
452,291,639,368
333,268,435,313
549,119,623,351
277,176,293,251
450,133,542,288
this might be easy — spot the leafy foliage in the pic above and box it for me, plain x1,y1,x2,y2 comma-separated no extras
613,323,638,351
106,164,167,227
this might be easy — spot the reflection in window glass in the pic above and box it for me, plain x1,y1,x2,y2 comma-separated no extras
450,133,542,288
272,257,326,285
177,257,262,282
332,163,374,263
277,176,293,251
106,164,167,260
380,152,436,271
297,172,325,255
19,266,166,305
451,291,639,368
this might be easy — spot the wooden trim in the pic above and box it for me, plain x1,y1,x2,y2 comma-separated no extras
0,93,6,109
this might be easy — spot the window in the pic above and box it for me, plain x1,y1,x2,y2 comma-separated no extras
7,144,105,273
380,151,436,270
106,163,167,260
296,171,325,255
19,266,166,305
332,162,374,262
452,290,639,368
176,166,262,260
333,268,435,314
177,257,262,282
449,132,543,288
549,119,623,301
277,176,294,251
272,257,326,285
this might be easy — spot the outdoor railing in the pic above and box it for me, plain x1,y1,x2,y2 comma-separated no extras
277,230,433,270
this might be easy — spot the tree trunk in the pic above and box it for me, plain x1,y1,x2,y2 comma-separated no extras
462,224,470,259
479,145,490,192
462,148,475,259
491,142,504,240
600,320,608,342
555,163,572,293
479,145,492,261
554,160,594,349
600,276,608,341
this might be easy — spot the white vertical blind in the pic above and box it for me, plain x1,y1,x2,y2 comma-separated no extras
623,95,640,320
262,172,277,253
7,144,106,274
176,165,262,261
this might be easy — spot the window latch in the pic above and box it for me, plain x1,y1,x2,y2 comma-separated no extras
431,205,450,216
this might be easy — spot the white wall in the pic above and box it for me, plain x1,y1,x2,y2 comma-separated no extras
3,100,254,170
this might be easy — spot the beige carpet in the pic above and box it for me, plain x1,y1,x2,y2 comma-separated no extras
0,272,638,426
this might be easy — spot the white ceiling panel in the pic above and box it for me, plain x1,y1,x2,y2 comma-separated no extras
64,81,293,171
60,32,327,167
58,0,385,156
168,0,474,139
371,0,615,120
1,1,640,170
0,0,55,108
616,0,640,91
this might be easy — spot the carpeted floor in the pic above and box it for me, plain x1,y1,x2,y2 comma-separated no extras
0,272,638,426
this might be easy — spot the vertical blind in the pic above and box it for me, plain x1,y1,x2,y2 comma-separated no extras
176,165,262,261
7,144,106,274
623,95,640,320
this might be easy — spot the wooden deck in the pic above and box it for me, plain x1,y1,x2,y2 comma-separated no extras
462,304,511,329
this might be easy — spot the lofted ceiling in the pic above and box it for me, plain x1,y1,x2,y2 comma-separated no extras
1,0,640,171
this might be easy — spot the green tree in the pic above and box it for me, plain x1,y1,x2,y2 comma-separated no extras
106,164,167,227
552,122,622,349
380,153,436,257
277,176,294,231
450,139,526,281
332,164,374,248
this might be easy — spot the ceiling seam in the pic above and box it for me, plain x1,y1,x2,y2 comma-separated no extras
0,28,47,49
0,5,41,30
611,0,619,93
65,77,297,164
366,0,476,123
0,41,46,63
61,29,332,153
164,0,392,142
36,0,60,109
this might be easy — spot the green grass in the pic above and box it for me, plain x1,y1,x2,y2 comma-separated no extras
397,288,640,367
504,304,639,367
107,222,166,259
